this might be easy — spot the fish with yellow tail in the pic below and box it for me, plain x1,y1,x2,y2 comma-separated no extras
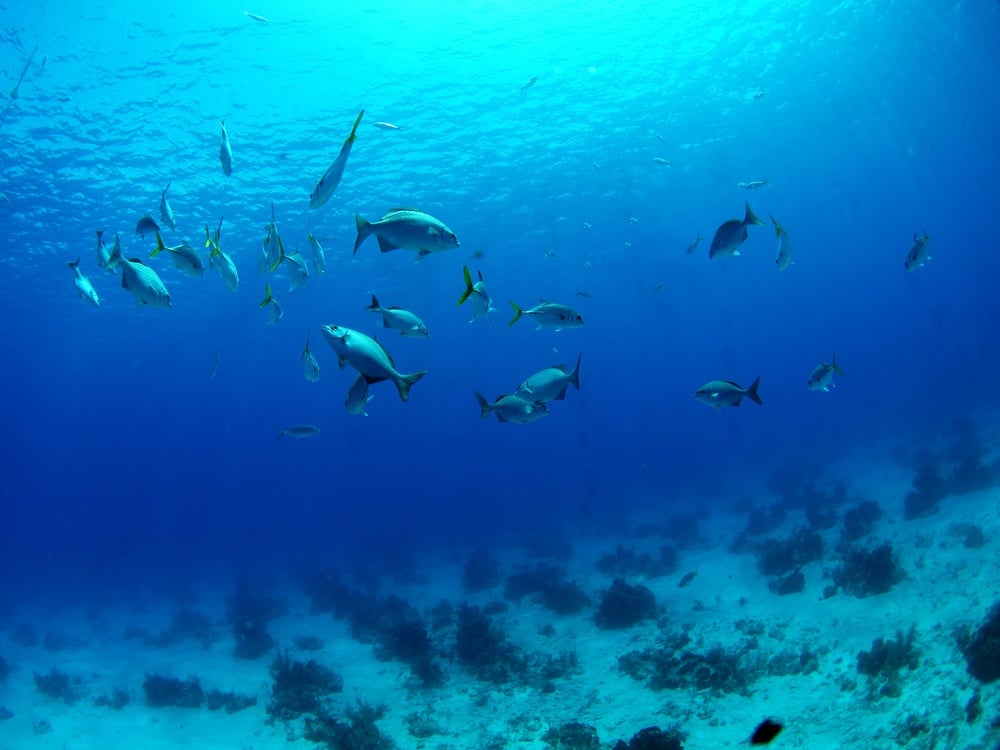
150,230,204,277
258,283,283,325
309,109,363,209
302,329,321,382
457,265,496,323
808,353,844,392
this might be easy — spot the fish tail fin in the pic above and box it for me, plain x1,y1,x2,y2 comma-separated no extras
832,353,845,377
507,300,523,327
365,294,380,311
745,201,764,226
474,392,493,420
396,370,428,402
747,377,763,406
570,352,582,390
108,235,123,267
163,181,171,194
268,235,286,273
457,265,474,306
149,230,166,258
259,283,273,308
96,229,104,242
769,213,782,236
349,109,365,141
68,257,80,269
353,214,371,255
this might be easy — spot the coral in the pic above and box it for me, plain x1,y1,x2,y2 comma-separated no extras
856,627,919,699
620,632,759,696
661,513,704,550
453,604,526,683
754,528,823,577
594,579,657,629
744,505,786,536
542,721,601,749
833,543,905,597
948,522,986,549
429,599,455,630
373,618,444,688
611,725,686,750
227,578,285,660
232,617,275,660
147,608,215,649
903,457,948,519
300,570,353,616
205,689,257,713
93,687,130,709
142,674,204,708
597,545,679,579
267,649,343,721
805,501,838,530
504,564,590,615
841,500,883,543
34,667,83,705
462,548,502,592
957,602,1000,684
767,568,805,595
294,635,325,651
405,711,443,738
302,700,397,750
767,647,820,676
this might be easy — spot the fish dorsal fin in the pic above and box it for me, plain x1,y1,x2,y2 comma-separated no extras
386,207,419,214
128,257,145,265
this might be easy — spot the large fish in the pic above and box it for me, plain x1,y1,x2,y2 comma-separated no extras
474,392,549,424
159,182,176,230
149,230,204,277
808,354,844,392
508,300,584,331
457,265,495,323
353,208,459,261
709,201,764,258
904,231,931,271
320,324,427,402
694,378,762,408
67,258,100,307
109,236,171,307
309,109,363,209
219,120,233,176
515,354,582,403
276,425,319,442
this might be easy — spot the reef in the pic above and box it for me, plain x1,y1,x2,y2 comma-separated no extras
302,699,397,750
267,649,343,722
503,564,590,616
903,455,949,519
611,725,687,750
948,522,986,549
743,504,787,537
833,543,905,597
373,617,445,688
596,544,679,579
205,688,257,713
856,627,919,699
767,568,805,595
660,513,705,550
93,687,131,710
753,528,824,577
462,548,503,592
34,667,84,705
957,602,1000,684
227,578,286,660
294,634,326,652
594,579,658,629
542,721,601,749
840,500,883,544
146,608,216,649
453,603,526,683
142,674,204,708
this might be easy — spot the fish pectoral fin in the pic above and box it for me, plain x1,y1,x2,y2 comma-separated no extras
376,236,400,253
416,249,431,260
362,374,388,385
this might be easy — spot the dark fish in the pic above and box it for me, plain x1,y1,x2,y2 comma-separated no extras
135,214,160,237
750,718,783,745
678,569,699,588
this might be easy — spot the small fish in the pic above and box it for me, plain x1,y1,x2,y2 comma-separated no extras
259,203,285,274
307,218,326,274
321,324,427,402
95,230,115,273
583,222,591,230
653,282,665,295
520,76,538,90
365,294,429,338
345,374,374,416
685,234,702,256
354,208,459,261
205,218,239,291
302,329,321,382
470,249,486,260
678,569,699,588
67,258,100,307
737,178,769,190
283,250,309,290
904,230,931,271
457,265,495,323
544,249,557,259
259,283,283,325
309,109,364,209
750,718,783,745
808,353,844,392
109,237,171,307
210,352,221,380
135,214,160,238
219,120,233,176
629,217,639,224
709,201,764,259
771,214,794,271
653,157,672,165
515,354,582,403
694,378,762,409
244,10,269,22
8,45,36,100
276,425,319,442
752,89,765,100
373,121,401,130
653,132,665,141
475,392,549,424
575,289,592,299
508,300,584,331
150,230,204,277
159,182,176,230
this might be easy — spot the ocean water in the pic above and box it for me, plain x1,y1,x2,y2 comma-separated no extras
2,2,1000,748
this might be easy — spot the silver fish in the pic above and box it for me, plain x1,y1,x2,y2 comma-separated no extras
364,294,429,338
150,230,204,277
219,120,233,176
109,237,171,307
475,392,549,424
345,374,374,416
95,230,115,273
259,203,285,274
709,201,764,258
685,234,702,256
309,109,363,209
205,219,239,291
302,329,321,382
159,182,176,230
135,214,160,238
516,354,582,403
694,378,762,409
508,300,584,331
808,354,844,392
307,219,326,274
320,324,427,402
904,231,931,271
457,265,496,323
737,179,769,190
353,208,459,261
276,425,319,442
259,283,283,325
771,214,794,271
372,121,401,131
283,250,309,291
68,258,100,307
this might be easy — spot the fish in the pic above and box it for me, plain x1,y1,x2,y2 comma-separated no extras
283,250,309,290
521,76,538,90
771,214,794,271
694,378,762,408
219,120,233,176
709,201,764,259
276,425,319,442
109,236,171,307
159,182,176,230
475,392,549,424
259,203,285,273
508,300,584,331
309,109,364,209
150,231,204,277
67,258,100,307
678,569,699,588
653,157,672,165
373,121,401,131
364,294,429,338
258,283,283,325
575,289,592,299
307,219,326,274
354,208,460,261
808,353,844,392
135,214,160,238
457,265,496,323
302,329,321,382
515,354,582,402
205,218,239,291
904,230,931,271
345,374,374,416
210,352,221,380
8,44,36,101
95,230,115,273
738,178,769,190
320,324,427,402
244,10,269,22
750,718,783,745
685,234,702,256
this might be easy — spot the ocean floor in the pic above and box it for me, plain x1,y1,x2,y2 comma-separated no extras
2,439,1000,750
